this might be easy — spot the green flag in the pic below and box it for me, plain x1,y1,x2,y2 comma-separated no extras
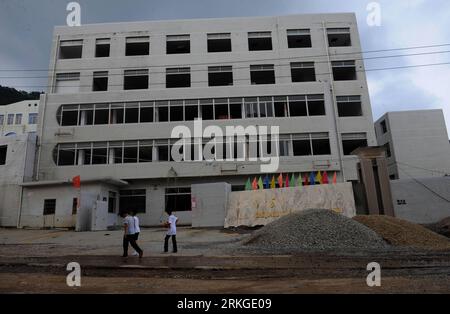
297,173,303,187
258,177,264,190
290,173,296,187
245,178,252,190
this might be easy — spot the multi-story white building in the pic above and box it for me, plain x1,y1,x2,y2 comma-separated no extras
23,13,376,227
0,100,39,136
375,109,450,179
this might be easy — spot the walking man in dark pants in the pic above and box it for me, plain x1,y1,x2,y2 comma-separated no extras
164,209,178,253
120,211,143,258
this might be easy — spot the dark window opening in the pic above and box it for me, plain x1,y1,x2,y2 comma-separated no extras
208,67,233,86
72,198,78,215
0,146,7,165
95,41,110,58
123,146,138,163
139,145,153,163
291,63,316,82
293,139,311,156
59,42,82,59
167,36,190,54
43,199,56,215
92,147,107,164
119,190,146,214
215,103,229,120
93,75,108,92
308,99,326,116
337,97,362,117
230,102,242,119
165,188,191,212
207,35,232,53
93,106,109,125
248,33,272,51
287,30,312,48
170,106,184,122
124,70,148,90
332,61,357,81
289,100,307,117
112,147,123,164
185,105,199,121
79,109,94,125
384,142,391,158
77,148,92,165
111,105,124,124
327,29,351,47
61,110,78,126
125,38,149,56
380,120,388,133
157,106,169,122
201,101,214,120
57,146,76,166
140,106,154,123
250,65,275,85
274,100,287,117
343,139,368,155
125,106,139,124
157,144,169,161
108,192,116,213
166,68,191,88
312,139,331,155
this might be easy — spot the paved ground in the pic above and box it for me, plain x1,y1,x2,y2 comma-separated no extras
0,227,449,293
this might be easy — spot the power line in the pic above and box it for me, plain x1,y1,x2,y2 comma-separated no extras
1,49,449,79
3,61,450,88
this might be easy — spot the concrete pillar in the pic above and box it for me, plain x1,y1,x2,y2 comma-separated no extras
359,158,380,215
376,157,395,217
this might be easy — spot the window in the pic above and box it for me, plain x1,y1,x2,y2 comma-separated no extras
92,142,107,164
60,105,79,126
56,144,76,165
278,136,290,157
165,187,191,212
111,103,124,124
123,141,138,163
337,96,362,117
124,69,148,90
342,133,368,155
55,72,80,93
208,66,233,86
156,101,169,122
287,29,312,48
155,140,169,161
327,28,351,47
95,38,110,57
200,99,214,120
140,101,154,123
15,114,22,125
92,71,108,91
259,97,274,118
288,95,307,117
229,98,242,119
124,103,139,123
248,32,272,51
7,114,14,125
166,35,190,54
185,99,199,121
307,95,325,116
139,140,153,163
332,61,357,81
28,113,38,124
72,198,78,215
384,142,391,158
125,36,149,56
94,104,109,125
214,98,229,120
274,96,287,117
166,68,191,88
311,133,331,155
291,62,316,82
380,120,388,133
78,104,94,125
59,40,82,59
119,190,146,213
244,98,258,118
108,192,117,213
0,146,6,165
76,143,92,165
0,115,4,126
207,33,231,52
109,141,123,164
250,64,275,84
292,134,312,156
43,199,56,215
170,100,184,121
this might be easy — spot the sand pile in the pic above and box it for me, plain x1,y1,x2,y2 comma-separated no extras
424,217,450,238
243,209,389,252
354,215,450,251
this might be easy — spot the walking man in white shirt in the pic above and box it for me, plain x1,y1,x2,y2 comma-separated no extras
131,211,141,256
120,211,143,258
164,209,178,253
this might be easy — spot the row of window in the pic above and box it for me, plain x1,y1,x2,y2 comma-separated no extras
0,113,38,126
59,28,352,59
54,60,358,93
52,132,368,166
56,94,363,127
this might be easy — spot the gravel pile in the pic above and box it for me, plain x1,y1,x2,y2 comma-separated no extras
242,209,389,252
424,217,450,238
354,215,450,251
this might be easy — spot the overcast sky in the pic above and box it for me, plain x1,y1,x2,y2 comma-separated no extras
1,0,449,133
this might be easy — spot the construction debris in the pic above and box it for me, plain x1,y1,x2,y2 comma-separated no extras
354,215,450,251
241,209,389,253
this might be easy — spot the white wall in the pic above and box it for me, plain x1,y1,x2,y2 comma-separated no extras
0,100,39,136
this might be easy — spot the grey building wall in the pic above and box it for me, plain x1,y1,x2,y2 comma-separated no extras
375,109,450,179
191,182,231,227
391,177,450,224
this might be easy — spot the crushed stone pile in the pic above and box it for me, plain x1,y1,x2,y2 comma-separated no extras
354,215,450,251
424,217,450,238
242,209,389,252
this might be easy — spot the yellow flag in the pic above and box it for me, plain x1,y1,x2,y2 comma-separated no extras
270,176,276,189
316,170,323,184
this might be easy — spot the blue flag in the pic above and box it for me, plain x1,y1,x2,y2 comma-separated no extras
263,175,269,189
309,171,316,185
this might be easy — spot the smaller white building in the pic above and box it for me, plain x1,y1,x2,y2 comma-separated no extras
375,109,450,180
0,100,39,137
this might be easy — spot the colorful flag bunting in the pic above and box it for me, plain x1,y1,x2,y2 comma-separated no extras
304,173,309,186
270,176,276,189
332,172,337,184
309,172,316,185
263,175,269,189
245,178,252,190
252,177,258,190
285,174,290,188
258,177,264,190
277,173,283,188
316,171,322,184
290,173,296,187
322,171,329,184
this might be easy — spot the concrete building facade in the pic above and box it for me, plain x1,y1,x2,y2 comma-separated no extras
375,109,450,180
30,13,376,228
0,100,39,136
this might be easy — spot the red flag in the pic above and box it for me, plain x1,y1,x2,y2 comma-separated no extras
72,175,81,189
304,173,309,186
285,174,290,187
332,172,337,184
322,171,329,184
252,177,258,190
277,173,283,188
